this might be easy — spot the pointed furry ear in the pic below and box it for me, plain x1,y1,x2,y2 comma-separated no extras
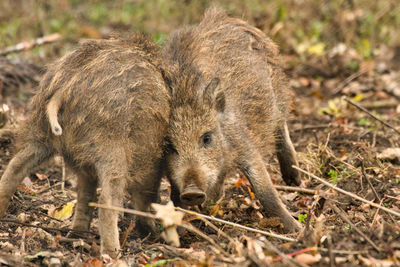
203,78,225,112
160,68,173,94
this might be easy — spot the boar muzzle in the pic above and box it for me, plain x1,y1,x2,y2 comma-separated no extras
180,185,206,206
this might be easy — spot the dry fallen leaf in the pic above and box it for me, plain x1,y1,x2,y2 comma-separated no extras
377,148,400,163
52,201,75,220
152,201,184,247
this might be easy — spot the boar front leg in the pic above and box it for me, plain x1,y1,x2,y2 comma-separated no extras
236,142,301,232
0,143,53,216
129,160,163,237
95,148,127,258
275,121,301,186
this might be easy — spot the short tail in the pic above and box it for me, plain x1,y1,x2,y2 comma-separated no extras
46,90,63,136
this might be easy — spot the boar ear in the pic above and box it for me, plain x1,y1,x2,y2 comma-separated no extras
203,77,225,112
160,68,173,94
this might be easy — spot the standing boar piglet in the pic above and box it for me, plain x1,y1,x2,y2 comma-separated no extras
0,34,170,257
161,8,301,232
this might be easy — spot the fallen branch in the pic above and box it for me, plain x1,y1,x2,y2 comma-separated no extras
90,202,228,256
343,96,400,135
0,219,97,236
274,185,317,195
0,33,61,56
293,166,400,218
330,203,380,251
89,202,296,242
176,207,296,242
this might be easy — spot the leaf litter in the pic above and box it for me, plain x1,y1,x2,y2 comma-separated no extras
0,11,400,267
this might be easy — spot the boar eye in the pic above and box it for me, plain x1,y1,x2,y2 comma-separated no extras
201,132,213,147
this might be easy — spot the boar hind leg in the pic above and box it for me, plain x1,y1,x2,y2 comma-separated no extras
0,143,53,216
72,168,97,231
95,149,127,258
276,121,301,186
237,147,301,232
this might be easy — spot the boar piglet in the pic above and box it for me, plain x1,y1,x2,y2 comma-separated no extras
0,34,170,257
161,8,301,232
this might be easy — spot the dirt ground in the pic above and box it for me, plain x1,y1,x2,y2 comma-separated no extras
0,16,400,267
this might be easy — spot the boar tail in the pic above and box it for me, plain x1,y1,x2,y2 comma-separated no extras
46,89,63,136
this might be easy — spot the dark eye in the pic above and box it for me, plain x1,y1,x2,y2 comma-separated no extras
201,132,212,147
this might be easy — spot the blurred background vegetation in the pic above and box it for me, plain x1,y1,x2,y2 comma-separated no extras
0,0,399,63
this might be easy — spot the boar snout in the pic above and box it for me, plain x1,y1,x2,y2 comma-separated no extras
180,185,206,206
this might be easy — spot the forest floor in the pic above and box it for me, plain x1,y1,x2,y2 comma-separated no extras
0,2,400,266
0,41,399,267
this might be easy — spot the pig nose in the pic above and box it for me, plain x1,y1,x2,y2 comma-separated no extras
180,186,206,206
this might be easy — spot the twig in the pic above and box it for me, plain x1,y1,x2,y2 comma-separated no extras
263,238,306,267
361,162,396,223
332,70,368,95
89,202,157,219
293,166,400,218
196,214,235,244
327,234,335,267
36,181,63,195
176,207,296,242
273,247,316,261
293,124,331,132
343,96,400,135
361,99,399,109
330,203,380,252
0,33,61,56
90,202,229,256
180,222,229,257
37,211,63,223
20,228,26,256
120,220,135,252
317,247,362,255
274,185,317,195
0,219,97,236
90,202,296,242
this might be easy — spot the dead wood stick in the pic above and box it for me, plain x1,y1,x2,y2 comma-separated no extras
326,234,335,267
0,218,97,236
274,185,317,195
91,202,228,256
90,202,296,242
195,214,235,244
332,70,369,95
318,247,362,255
180,222,229,257
263,238,306,267
176,207,296,242
361,162,396,223
330,203,380,251
343,96,400,135
293,166,400,218
0,33,61,56
89,202,158,219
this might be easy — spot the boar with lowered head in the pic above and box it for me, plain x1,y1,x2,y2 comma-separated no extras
0,34,170,257
161,8,301,232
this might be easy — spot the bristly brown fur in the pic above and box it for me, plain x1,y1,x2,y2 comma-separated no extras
0,33,170,258
161,7,301,232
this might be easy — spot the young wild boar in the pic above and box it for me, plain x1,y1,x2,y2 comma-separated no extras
161,8,301,232
0,34,170,257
